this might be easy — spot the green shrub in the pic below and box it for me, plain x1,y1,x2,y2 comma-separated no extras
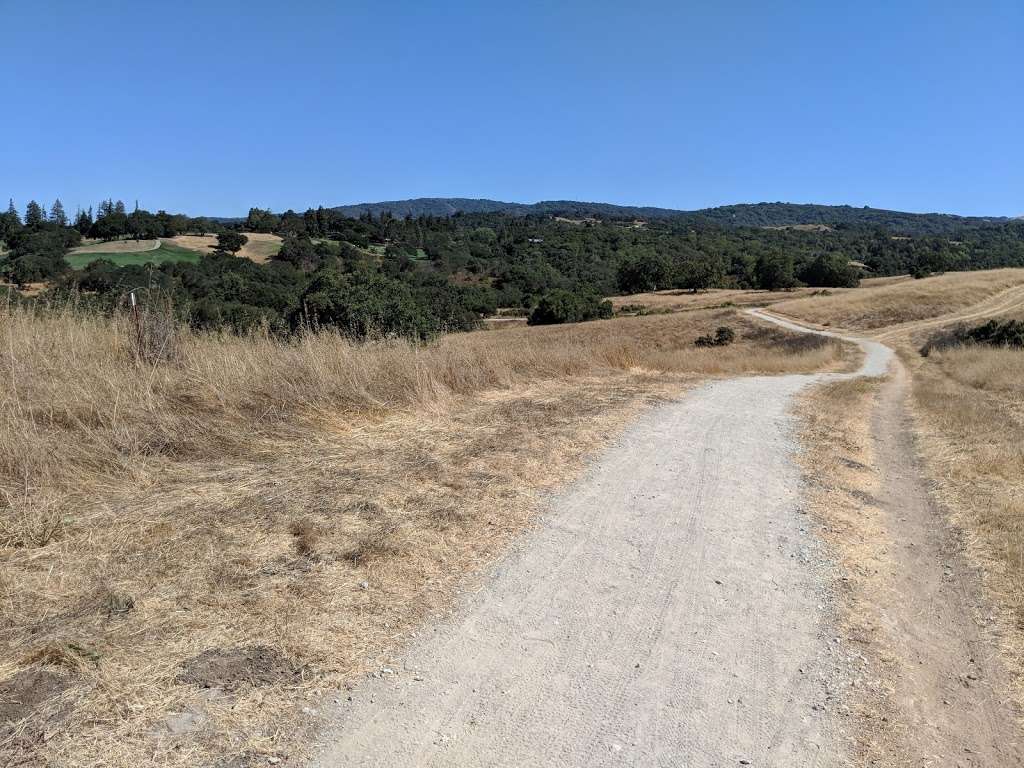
920,319,1024,355
799,253,860,288
695,326,735,347
966,319,1024,348
528,289,613,325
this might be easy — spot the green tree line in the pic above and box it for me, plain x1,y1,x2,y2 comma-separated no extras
3,196,1024,335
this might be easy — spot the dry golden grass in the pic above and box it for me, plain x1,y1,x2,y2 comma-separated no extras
166,233,283,263
773,268,1024,330
791,267,1024,738
796,377,902,763
0,282,45,298
778,268,1024,720
184,232,283,262
0,305,851,767
69,239,160,254
611,286,815,312
763,223,833,231
610,276,909,315
905,336,1024,705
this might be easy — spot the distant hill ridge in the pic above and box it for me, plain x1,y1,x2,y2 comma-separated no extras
328,198,1010,235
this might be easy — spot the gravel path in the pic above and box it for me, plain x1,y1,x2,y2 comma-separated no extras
312,314,891,767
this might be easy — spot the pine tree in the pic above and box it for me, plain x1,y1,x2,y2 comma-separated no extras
25,200,44,227
74,207,93,234
50,198,67,226
6,199,20,225
114,200,126,215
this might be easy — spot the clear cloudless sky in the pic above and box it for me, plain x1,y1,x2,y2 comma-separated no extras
2,0,1021,216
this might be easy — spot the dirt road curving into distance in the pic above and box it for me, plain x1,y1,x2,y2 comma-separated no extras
311,311,1019,767
871,281,1024,341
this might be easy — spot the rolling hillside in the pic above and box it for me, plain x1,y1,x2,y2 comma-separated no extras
325,198,1011,235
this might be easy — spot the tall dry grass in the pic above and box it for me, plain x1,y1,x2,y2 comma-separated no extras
773,268,1024,330
0,304,850,767
907,335,1024,705
0,305,848,520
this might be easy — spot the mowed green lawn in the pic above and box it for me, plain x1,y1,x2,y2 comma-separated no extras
65,242,201,270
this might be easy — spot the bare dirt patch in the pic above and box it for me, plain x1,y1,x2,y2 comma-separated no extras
178,647,307,692
0,668,72,726
0,668,75,764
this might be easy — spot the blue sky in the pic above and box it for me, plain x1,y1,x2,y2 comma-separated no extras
3,0,1021,217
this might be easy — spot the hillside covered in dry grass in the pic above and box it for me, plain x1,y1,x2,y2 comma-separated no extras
0,304,851,767
771,268,1024,330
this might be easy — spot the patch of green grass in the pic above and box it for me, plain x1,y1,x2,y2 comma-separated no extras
65,243,201,270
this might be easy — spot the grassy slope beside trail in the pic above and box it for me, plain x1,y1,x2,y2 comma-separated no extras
775,268,1024,718
0,306,853,768
771,268,1024,330
65,242,201,269
901,309,1024,710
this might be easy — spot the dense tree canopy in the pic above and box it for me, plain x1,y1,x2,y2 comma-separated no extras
4,193,1024,336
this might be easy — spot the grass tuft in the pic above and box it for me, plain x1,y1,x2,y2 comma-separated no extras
288,518,320,557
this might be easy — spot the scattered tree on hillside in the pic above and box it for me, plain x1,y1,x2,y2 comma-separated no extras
616,252,674,293
24,200,44,228
49,199,67,227
695,326,736,347
528,289,613,325
274,235,321,270
297,268,433,338
755,252,797,291
215,231,248,255
0,200,22,239
246,208,280,233
678,256,726,292
799,253,860,287
72,207,92,235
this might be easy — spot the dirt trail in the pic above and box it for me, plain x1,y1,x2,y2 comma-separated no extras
311,317,890,767
872,282,1024,340
857,360,1023,765
311,311,1020,767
